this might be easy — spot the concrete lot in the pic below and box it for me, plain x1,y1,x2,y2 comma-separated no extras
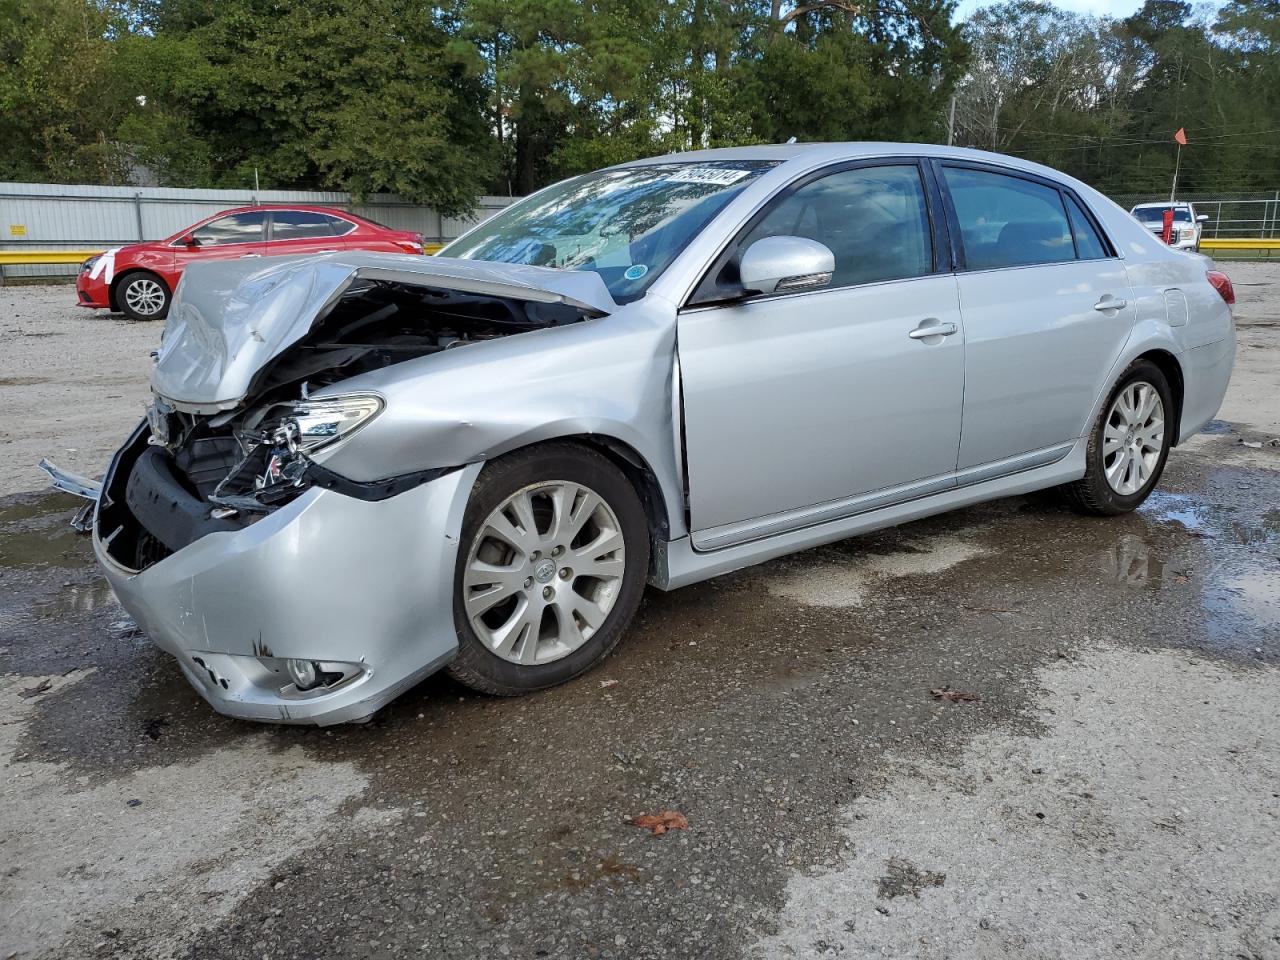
1,266,1278,960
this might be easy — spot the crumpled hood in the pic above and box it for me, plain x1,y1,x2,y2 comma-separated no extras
151,252,618,411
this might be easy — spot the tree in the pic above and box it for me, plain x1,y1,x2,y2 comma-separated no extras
0,0,135,183
117,0,495,213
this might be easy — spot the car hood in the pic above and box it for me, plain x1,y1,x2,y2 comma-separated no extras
151,252,618,411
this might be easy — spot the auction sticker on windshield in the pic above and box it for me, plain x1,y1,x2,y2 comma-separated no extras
667,166,752,186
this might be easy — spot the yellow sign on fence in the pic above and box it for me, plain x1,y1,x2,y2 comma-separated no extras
9,224,27,237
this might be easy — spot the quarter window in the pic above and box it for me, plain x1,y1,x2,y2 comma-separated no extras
190,212,266,246
739,164,933,289
943,167,1074,270
1064,194,1108,260
325,215,357,236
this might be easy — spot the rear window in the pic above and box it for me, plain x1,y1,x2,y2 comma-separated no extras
271,210,342,240
943,167,1074,270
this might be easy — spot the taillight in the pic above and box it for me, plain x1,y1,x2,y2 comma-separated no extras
394,239,424,255
1206,270,1235,305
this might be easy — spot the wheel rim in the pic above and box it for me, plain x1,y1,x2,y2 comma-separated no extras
462,480,625,666
123,278,165,316
1103,381,1165,496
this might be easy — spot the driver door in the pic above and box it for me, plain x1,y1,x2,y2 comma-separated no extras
677,161,965,549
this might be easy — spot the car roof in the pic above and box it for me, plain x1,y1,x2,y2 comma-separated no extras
620,141,1078,179
206,203,363,218
1132,201,1192,208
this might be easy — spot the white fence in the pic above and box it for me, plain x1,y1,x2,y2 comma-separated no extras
0,182,518,277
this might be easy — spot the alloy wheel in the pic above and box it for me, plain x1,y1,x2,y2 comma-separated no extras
462,481,626,665
123,278,166,317
1103,380,1165,496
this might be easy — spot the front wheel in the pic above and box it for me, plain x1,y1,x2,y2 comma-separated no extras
115,271,171,321
447,443,650,696
1059,359,1173,515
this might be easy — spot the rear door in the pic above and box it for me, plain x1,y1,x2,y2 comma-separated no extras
265,209,349,257
174,211,267,271
678,160,966,546
936,163,1135,472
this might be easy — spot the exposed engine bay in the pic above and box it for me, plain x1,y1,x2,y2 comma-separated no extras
98,279,594,570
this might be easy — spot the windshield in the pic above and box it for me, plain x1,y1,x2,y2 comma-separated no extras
1134,206,1192,223
443,161,779,303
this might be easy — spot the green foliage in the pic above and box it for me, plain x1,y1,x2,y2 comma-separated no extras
953,0,1280,196
8,0,1280,209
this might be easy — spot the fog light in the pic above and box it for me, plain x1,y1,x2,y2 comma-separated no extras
286,658,321,690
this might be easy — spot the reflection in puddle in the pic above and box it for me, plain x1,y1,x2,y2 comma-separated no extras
1098,534,1164,589
0,495,89,568
34,579,118,619
1142,491,1279,546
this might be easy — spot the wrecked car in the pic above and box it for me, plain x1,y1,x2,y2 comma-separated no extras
58,144,1235,724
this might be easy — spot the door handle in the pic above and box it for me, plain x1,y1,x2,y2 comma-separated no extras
1093,295,1127,312
908,320,958,340
239,253,262,259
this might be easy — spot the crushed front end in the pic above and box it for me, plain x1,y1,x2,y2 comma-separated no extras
94,419,481,724
88,254,607,724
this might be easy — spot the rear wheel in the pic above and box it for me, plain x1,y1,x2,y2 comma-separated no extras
1059,359,1173,515
115,271,170,321
448,443,649,695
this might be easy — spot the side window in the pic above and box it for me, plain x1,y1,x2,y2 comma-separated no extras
325,215,357,236
190,212,266,246
272,210,341,240
1064,194,1108,260
942,167,1074,270
739,164,933,289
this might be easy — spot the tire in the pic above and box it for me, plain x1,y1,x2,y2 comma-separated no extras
115,271,171,321
1058,359,1173,516
447,442,650,696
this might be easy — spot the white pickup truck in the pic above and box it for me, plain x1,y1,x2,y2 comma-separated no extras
1130,201,1209,252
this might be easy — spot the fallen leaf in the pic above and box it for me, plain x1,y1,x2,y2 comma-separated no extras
930,687,979,703
599,679,619,689
629,810,689,835
18,679,52,699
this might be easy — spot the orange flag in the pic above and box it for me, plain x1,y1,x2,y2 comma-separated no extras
1174,127,1188,145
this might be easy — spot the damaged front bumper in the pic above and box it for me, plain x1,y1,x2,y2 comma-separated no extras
93,427,482,724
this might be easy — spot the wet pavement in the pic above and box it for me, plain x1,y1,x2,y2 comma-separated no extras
2,423,1278,959
2,280,1280,959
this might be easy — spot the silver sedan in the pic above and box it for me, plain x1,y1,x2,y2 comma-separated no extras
84,143,1236,723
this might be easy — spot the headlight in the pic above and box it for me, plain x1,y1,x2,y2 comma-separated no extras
81,256,99,273
287,394,384,451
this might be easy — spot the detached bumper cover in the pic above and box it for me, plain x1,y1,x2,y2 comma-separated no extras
95,451,481,724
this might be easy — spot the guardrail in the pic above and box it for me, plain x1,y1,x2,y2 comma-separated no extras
0,238,1274,277
1199,238,1280,250
0,249,102,265
0,245,447,282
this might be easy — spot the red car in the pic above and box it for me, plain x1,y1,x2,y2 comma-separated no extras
76,205,426,321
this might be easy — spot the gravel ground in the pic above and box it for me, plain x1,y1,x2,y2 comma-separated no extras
1,265,1278,960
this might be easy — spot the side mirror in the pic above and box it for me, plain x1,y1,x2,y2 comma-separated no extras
1196,214,1209,222
739,236,835,296
179,233,199,247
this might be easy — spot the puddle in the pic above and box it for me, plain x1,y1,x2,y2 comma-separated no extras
1142,491,1279,546
1097,533,1167,589
0,495,89,568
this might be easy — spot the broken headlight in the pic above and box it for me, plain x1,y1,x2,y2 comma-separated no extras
209,394,383,513
288,394,385,452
